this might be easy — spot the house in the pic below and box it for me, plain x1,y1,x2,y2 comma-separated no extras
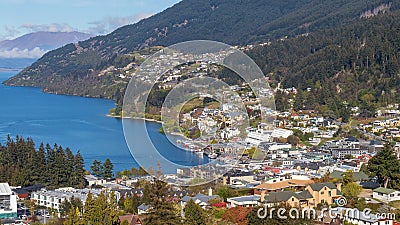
118,214,142,225
0,183,17,219
31,188,102,211
227,195,260,208
333,207,394,225
180,192,220,209
85,174,106,186
137,203,151,215
372,187,400,202
369,140,384,152
304,182,342,207
253,177,314,195
329,171,370,182
12,185,44,200
262,190,313,208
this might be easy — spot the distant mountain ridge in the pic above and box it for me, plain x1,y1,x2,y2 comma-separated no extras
4,0,399,102
0,31,92,69
0,31,92,51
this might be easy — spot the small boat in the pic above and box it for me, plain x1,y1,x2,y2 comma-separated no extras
208,153,218,159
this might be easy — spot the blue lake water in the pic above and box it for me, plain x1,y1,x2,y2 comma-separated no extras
0,71,208,173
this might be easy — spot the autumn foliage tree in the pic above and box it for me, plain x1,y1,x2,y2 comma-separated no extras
222,206,252,225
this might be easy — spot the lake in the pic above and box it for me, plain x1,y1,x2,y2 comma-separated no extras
0,71,208,173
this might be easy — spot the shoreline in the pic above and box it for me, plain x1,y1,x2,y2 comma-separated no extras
106,114,163,124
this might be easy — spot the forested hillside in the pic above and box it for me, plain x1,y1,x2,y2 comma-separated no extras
4,0,395,104
246,9,400,117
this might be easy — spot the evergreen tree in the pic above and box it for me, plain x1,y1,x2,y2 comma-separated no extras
368,146,400,188
72,151,85,188
143,179,182,225
64,207,84,225
83,191,96,224
103,158,114,178
184,199,207,225
90,160,103,177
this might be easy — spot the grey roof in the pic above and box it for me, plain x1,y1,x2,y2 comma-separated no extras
298,190,313,199
264,191,302,203
308,182,337,191
0,183,12,195
228,195,260,202
345,136,359,142
329,171,370,181
138,203,150,211
181,193,219,203
333,207,383,223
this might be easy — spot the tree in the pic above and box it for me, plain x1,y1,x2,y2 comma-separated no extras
83,192,95,224
64,207,84,225
103,158,114,178
287,135,300,146
90,160,103,177
342,170,354,185
222,206,251,225
342,182,362,206
368,146,400,188
143,179,182,225
216,185,236,202
184,199,207,225
72,151,85,188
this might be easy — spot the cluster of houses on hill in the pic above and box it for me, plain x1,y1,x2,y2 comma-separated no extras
1,165,400,225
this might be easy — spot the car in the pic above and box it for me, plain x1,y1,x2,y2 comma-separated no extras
13,219,28,225
19,215,27,220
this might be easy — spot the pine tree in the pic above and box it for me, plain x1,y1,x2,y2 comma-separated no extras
103,158,114,178
83,191,96,224
72,151,85,188
368,146,400,188
143,179,182,225
90,160,103,177
184,198,207,225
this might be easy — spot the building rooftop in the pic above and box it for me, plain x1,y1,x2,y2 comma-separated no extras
373,187,397,194
308,182,337,191
0,183,12,195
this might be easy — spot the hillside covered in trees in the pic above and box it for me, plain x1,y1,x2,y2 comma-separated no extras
247,8,400,117
4,0,396,105
0,136,86,188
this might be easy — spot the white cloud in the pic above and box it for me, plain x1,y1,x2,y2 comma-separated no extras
0,26,21,41
86,13,154,35
0,47,48,58
21,23,75,33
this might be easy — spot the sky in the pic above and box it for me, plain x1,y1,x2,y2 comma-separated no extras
0,0,182,41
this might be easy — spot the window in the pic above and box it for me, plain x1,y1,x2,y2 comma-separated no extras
321,191,324,195
321,200,325,203
328,191,332,196
292,198,295,202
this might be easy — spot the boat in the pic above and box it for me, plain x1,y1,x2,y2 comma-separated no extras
208,153,218,159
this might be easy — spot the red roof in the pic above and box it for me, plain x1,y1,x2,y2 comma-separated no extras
212,202,227,208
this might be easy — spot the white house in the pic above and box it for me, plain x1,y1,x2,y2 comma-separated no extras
372,187,400,202
0,183,17,219
227,195,260,208
334,207,394,225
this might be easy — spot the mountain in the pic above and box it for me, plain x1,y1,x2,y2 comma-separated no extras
3,0,400,118
0,31,92,52
0,31,92,69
